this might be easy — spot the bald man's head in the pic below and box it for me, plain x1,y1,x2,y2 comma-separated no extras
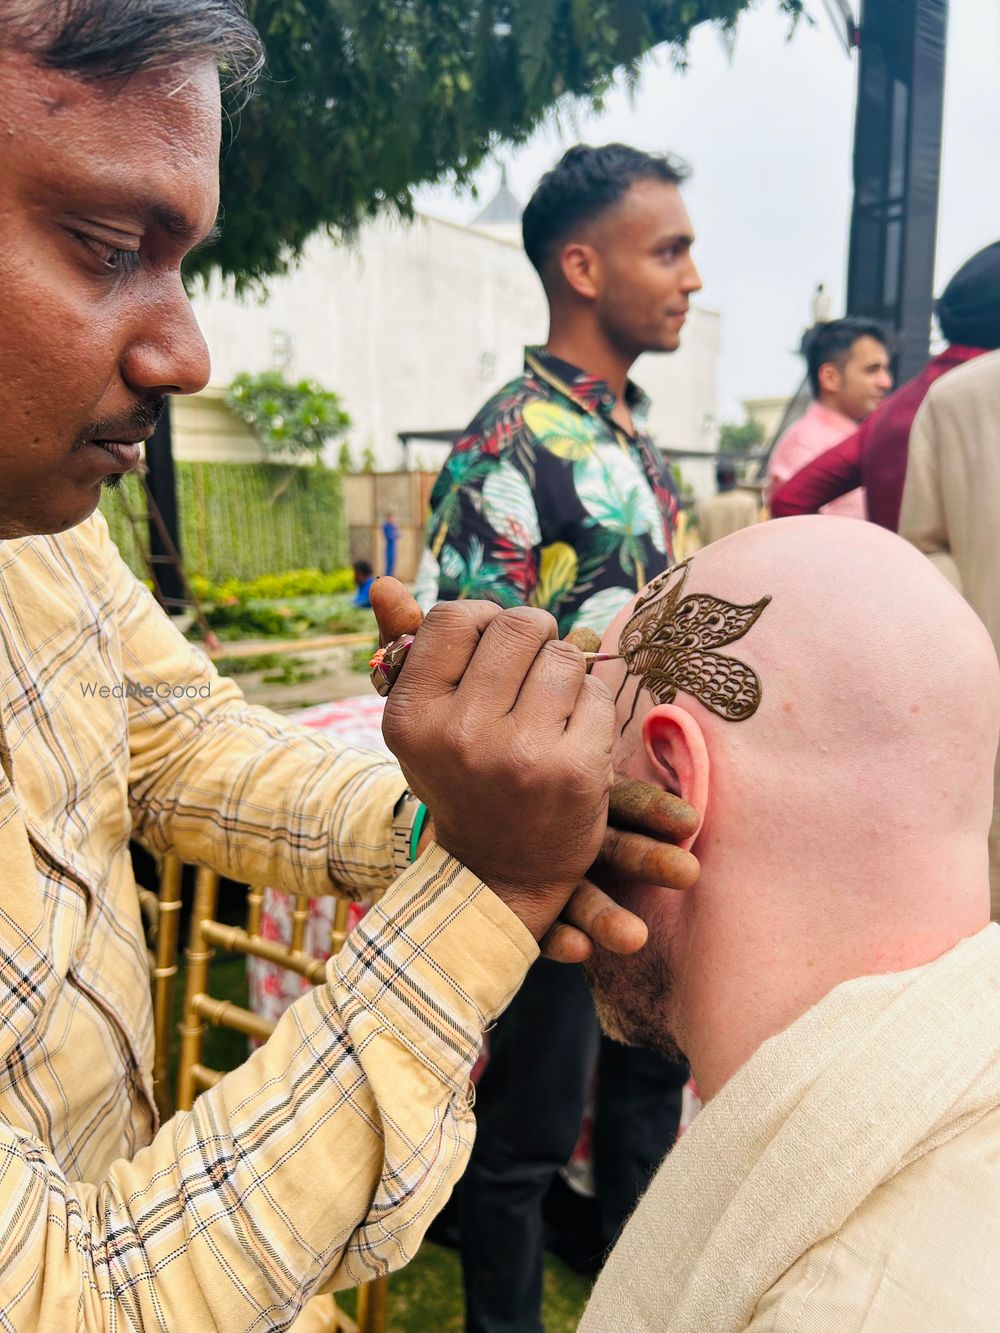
587,518,1000,1070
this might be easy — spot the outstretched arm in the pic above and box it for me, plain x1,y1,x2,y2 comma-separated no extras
770,430,863,517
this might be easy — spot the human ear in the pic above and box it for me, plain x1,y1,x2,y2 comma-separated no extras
641,705,709,850
559,242,601,301
817,361,842,397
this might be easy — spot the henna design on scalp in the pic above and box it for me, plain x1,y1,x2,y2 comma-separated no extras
613,559,772,733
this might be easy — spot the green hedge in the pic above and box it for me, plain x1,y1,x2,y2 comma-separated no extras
100,461,346,582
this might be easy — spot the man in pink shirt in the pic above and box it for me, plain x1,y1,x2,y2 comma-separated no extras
765,317,892,517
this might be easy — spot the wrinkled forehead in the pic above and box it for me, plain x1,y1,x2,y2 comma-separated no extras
0,51,221,229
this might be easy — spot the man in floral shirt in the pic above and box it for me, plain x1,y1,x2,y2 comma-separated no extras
417,145,698,638
420,144,703,1332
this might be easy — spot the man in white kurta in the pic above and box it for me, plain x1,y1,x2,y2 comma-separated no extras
580,517,1000,1332
899,348,1000,920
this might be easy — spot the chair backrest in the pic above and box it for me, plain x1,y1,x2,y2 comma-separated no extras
150,855,387,1333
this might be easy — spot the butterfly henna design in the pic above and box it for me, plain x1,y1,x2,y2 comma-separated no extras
614,559,772,733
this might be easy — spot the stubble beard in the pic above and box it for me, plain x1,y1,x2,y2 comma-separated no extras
583,943,685,1063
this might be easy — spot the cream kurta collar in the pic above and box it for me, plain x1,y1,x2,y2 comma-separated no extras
581,925,1000,1332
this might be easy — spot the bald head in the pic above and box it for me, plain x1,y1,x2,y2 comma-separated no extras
600,517,998,868
588,518,999,1093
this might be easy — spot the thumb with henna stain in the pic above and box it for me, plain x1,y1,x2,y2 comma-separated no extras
370,576,423,647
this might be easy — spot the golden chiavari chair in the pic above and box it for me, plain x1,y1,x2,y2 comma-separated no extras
149,853,183,1123
149,855,388,1333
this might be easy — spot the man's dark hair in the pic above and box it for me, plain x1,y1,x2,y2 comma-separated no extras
716,460,737,490
521,143,690,279
805,317,890,398
0,0,263,100
353,560,373,578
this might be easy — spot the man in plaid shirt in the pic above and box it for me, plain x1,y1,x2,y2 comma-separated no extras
0,4,698,1328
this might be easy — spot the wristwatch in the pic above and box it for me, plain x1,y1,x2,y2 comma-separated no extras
391,788,425,876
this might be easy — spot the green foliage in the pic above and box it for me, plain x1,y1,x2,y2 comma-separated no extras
226,371,351,461
669,461,695,500
100,471,149,573
718,417,766,454
260,657,321,686
260,658,318,687
360,444,377,473
213,651,323,685
199,600,303,639
213,651,300,674
183,580,370,642
190,568,355,601
190,1,805,287
101,462,347,583
337,441,355,472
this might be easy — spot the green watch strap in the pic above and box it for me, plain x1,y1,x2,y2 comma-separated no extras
409,803,429,864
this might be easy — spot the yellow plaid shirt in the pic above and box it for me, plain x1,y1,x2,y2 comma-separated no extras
0,513,536,1330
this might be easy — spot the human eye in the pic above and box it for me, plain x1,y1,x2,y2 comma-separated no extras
69,228,142,274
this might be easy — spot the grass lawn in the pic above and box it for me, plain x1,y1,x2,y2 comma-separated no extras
171,954,593,1331
338,1240,592,1332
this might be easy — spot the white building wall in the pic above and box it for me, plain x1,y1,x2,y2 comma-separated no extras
190,212,720,493
634,306,720,499
743,395,793,442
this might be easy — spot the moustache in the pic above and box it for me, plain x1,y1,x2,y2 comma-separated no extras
72,398,166,450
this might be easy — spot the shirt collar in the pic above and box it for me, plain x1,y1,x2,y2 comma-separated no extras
806,399,859,434
524,346,651,421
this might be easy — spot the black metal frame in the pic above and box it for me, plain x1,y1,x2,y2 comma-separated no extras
846,0,949,383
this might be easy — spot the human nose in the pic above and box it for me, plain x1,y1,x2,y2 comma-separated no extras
681,257,702,295
121,275,211,397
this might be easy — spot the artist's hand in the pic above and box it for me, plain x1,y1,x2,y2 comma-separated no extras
371,579,700,952
409,803,698,963
380,597,613,940
541,782,700,962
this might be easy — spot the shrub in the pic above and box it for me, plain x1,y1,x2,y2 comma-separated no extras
190,568,355,603
227,371,351,463
101,462,347,583
185,571,369,642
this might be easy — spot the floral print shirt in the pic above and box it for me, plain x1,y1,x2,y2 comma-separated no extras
415,348,678,635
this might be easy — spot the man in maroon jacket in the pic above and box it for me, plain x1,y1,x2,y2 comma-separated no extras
770,243,1000,530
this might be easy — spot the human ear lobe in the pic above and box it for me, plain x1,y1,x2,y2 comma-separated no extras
641,706,709,850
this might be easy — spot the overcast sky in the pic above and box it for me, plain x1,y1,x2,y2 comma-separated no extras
415,0,1000,421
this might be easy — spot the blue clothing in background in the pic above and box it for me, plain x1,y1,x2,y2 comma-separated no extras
382,521,399,577
353,575,375,608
